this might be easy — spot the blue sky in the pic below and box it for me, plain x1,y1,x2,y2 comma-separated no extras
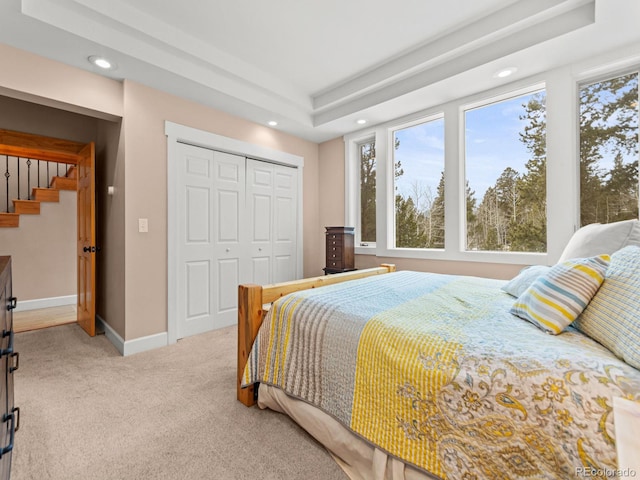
393,81,638,208
394,92,539,204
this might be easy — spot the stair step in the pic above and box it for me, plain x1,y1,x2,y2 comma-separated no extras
51,176,76,190
0,213,19,228
65,166,77,179
32,187,60,202
13,199,41,215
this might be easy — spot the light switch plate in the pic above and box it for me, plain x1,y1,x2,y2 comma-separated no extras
138,218,149,233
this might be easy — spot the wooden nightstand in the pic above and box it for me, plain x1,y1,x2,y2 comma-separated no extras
323,226,356,275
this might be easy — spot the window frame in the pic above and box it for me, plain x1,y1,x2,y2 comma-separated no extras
461,85,547,255
345,130,377,253
345,56,640,265
390,113,446,250
576,68,640,228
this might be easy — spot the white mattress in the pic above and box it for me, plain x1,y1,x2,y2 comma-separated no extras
258,384,439,480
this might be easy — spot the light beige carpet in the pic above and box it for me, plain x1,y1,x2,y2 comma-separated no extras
12,324,347,480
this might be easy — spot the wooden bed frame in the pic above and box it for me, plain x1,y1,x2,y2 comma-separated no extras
236,264,396,406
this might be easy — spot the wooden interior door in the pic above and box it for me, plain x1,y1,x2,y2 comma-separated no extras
77,143,96,336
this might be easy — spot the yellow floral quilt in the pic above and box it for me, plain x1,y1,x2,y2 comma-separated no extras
243,271,640,479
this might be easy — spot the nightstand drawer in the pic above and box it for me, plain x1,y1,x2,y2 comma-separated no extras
326,259,344,269
326,238,343,248
326,246,342,258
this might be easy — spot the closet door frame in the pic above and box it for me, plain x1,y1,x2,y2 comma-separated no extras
165,121,304,345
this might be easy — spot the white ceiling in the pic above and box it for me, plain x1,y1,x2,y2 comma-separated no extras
0,0,639,142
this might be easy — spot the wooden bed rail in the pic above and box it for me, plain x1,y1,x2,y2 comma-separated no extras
237,264,396,406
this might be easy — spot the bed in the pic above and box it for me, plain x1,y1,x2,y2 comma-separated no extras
237,222,640,480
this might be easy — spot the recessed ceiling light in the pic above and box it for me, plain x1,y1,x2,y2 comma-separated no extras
494,67,517,79
356,119,367,125
268,120,278,126
88,55,115,70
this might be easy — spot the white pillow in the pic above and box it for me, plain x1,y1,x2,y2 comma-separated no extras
558,220,640,262
501,265,551,298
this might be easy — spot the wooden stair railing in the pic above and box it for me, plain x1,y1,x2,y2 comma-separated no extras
0,130,82,228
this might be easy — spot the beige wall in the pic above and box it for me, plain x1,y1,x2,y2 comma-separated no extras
0,191,76,302
96,119,126,338
0,44,123,120
0,41,524,348
318,137,346,231
122,80,321,340
0,44,322,342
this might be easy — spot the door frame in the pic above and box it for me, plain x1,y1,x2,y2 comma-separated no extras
165,121,304,345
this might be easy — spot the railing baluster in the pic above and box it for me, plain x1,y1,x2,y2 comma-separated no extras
4,155,9,213
1,157,70,212
17,157,20,200
27,159,32,200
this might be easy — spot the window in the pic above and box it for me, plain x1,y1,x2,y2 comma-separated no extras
579,72,639,226
392,117,445,248
359,140,376,245
345,56,638,265
464,89,547,253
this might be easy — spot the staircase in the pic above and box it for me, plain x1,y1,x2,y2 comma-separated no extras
0,164,77,228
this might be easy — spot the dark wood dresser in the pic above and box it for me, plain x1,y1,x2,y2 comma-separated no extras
0,257,18,479
323,226,356,275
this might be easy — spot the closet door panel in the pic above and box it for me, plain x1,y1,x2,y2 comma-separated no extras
272,165,298,283
217,258,240,313
177,144,216,338
246,160,273,284
185,261,210,319
175,144,299,339
212,151,246,329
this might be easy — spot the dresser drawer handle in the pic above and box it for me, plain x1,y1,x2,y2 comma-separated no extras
0,410,16,455
7,297,17,311
10,351,19,373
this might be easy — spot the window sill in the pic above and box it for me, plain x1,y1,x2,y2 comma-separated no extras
363,247,550,265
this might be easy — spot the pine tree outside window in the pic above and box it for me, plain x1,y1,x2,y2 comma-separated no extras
392,117,445,249
579,72,639,226
464,89,547,253
359,140,377,245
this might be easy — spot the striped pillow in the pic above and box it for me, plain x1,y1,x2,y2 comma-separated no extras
510,254,610,334
573,246,640,369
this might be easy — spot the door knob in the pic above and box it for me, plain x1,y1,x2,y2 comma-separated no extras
83,246,97,253
226,248,230,252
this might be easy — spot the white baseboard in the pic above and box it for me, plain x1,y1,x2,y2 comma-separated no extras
14,295,76,312
97,315,168,356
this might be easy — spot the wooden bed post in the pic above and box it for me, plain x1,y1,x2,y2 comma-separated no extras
237,264,396,407
237,284,263,406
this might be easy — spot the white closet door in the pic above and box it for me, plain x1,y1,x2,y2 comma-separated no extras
211,151,247,329
176,143,216,338
176,145,298,339
246,159,298,284
246,159,273,285
272,164,298,283
176,144,246,338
